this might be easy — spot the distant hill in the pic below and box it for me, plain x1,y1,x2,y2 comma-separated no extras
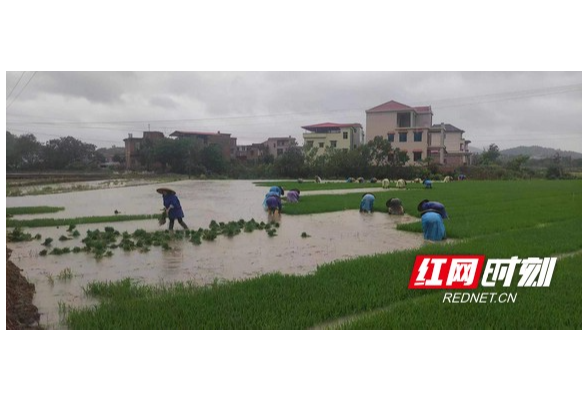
500,146,581,160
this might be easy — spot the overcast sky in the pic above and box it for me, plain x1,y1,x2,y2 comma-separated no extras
5,71,582,153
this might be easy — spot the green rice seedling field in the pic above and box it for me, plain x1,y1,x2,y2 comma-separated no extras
254,180,395,192
6,213,161,228
6,206,65,216
65,180,581,329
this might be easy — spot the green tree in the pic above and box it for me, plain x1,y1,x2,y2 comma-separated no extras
6,132,42,170
153,138,191,173
42,136,98,169
274,147,305,178
135,138,157,170
201,144,227,174
6,131,17,169
112,153,125,163
322,147,370,178
546,152,564,179
478,143,501,165
388,147,409,167
366,136,392,167
506,155,530,172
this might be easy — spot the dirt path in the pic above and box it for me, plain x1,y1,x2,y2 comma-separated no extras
6,247,42,330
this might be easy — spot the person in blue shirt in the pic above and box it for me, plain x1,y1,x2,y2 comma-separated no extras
423,179,433,189
269,186,284,196
418,199,447,241
360,193,376,213
157,188,189,231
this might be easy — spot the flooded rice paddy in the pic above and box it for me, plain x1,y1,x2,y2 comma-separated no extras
6,179,425,329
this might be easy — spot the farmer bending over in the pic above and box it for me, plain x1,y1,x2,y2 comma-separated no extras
157,188,189,231
360,193,376,213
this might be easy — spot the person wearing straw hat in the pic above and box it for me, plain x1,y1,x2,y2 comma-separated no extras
156,188,189,231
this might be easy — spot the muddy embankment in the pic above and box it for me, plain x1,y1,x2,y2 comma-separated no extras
6,248,42,330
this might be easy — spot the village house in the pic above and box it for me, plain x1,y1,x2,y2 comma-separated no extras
262,136,298,158
123,131,165,169
365,100,471,166
302,123,365,156
234,143,267,161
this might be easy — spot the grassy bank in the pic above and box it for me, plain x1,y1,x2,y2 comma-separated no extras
280,180,581,238
7,206,65,215
65,180,582,329
66,218,581,329
6,173,189,197
6,214,160,228
254,180,405,192
338,253,581,329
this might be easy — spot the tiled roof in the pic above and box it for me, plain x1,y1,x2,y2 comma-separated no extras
431,123,464,133
367,100,432,114
301,122,363,130
414,106,432,113
366,100,413,113
170,131,230,137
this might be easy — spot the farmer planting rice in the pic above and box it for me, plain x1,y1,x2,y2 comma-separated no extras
286,188,300,203
418,199,448,241
359,193,376,213
265,193,282,219
423,179,433,189
385,198,404,215
157,188,189,231
263,186,284,210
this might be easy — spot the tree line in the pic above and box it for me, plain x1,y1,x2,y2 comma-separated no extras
468,143,581,179
6,131,579,180
6,132,107,171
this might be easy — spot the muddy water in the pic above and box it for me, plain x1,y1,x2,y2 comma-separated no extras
6,180,425,329
7,177,169,196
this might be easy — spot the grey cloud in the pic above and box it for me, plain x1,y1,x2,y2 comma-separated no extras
149,95,179,109
31,71,138,104
5,71,582,152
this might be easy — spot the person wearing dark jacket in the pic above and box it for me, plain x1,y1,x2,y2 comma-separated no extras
157,188,189,231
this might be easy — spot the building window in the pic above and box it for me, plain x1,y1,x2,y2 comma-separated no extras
413,151,422,162
398,113,411,128
307,140,314,147
387,133,395,142
319,142,324,148
399,133,407,142
414,131,422,142
343,132,348,139
330,141,337,148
